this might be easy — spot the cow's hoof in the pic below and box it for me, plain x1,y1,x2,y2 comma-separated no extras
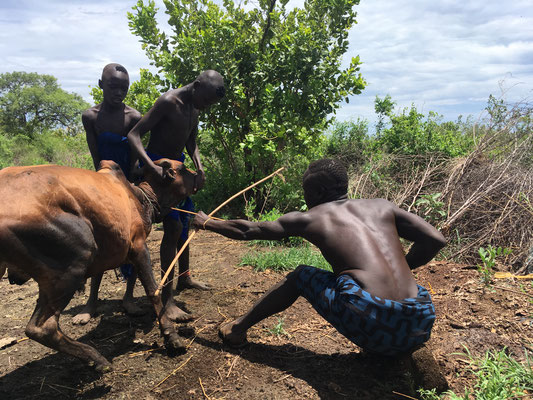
164,333,186,356
92,361,113,374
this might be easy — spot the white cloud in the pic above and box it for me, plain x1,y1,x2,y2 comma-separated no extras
0,0,531,129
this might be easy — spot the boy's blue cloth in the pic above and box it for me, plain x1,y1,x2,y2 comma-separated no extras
97,131,133,278
97,132,131,180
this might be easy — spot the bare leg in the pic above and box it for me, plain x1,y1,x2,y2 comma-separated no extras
176,243,210,291
72,273,102,325
160,217,194,322
219,266,303,347
122,270,144,316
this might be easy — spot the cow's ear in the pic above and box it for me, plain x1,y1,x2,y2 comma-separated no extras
160,160,176,183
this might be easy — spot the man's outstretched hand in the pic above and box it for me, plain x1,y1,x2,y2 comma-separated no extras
192,210,210,230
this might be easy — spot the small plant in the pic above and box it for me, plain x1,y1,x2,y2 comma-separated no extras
265,317,290,338
415,193,447,225
477,245,512,285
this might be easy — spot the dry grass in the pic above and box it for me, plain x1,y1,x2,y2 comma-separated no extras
349,100,533,271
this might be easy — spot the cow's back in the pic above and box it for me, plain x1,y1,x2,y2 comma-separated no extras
0,164,142,277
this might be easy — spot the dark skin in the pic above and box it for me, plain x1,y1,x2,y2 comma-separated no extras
192,168,446,347
128,70,225,321
75,64,143,324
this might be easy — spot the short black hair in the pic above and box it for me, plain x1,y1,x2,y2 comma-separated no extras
101,63,128,80
303,159,348,195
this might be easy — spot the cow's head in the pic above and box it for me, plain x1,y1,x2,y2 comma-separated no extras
143,158,197,213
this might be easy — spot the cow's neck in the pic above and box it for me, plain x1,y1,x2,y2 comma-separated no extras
136,182,161,231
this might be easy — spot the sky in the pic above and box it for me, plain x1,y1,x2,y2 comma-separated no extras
1,0,532,128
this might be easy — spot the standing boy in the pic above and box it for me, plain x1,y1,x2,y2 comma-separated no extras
128,70,225,321
193,159,446,356
74,63,142,324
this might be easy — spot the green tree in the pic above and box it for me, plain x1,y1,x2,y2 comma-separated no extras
128,0,366,212
0,71,88,138
375,97,474,157
374,94,395,134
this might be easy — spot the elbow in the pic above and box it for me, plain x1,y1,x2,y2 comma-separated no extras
432,232,447,250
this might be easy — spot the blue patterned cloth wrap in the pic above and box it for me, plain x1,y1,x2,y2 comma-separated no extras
145,151,194,241
97,131,131,180
96,131,134,279
295,266,435,356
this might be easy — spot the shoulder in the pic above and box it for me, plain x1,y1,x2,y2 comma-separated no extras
352,198,395,213
150,91,179,113
124,105,142,120
82,105,100,121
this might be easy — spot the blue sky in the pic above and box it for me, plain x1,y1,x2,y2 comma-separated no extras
1,0,532,128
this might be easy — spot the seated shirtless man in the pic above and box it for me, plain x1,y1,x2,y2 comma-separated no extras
75,63,143,324
192,159,446,356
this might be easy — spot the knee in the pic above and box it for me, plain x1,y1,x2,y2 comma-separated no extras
286,265,306,285
25,323,41,340
26,316,58,342
291,264,307,277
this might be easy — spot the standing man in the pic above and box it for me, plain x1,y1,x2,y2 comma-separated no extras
74,63,143,325
128,70,225,321
193,159,446,356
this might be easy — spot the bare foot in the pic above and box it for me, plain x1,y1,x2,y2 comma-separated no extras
218,321,247,348
72,304,97,325
122,298,145,316
164,300,195,322
177,276,211,291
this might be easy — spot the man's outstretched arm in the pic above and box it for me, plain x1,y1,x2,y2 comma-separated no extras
393,206,446,270
192,211,307,241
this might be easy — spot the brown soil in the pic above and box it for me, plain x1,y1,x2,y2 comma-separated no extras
1,230,532,399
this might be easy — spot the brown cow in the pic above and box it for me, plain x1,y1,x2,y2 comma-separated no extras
0,159,195,372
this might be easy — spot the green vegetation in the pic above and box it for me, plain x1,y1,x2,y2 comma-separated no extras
240,245,331,272
477,246,512,286
128,0,365,214
0,71,91,169
418,348,532,400
266,317,290,338
415,193,447,226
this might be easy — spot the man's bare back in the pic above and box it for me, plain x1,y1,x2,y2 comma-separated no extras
278,198,420,300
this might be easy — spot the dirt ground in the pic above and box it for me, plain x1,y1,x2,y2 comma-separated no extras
1,229,532,399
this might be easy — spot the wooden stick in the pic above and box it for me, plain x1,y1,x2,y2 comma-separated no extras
0,337,28,350
153,355,193,390
392,391,418,400
199,377,211,400
171,208,224,221
155,167,285,296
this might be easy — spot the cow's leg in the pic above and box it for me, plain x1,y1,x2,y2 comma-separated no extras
26,284,111,372
160,216,194,322
72,272,103,325
131,241,185,353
